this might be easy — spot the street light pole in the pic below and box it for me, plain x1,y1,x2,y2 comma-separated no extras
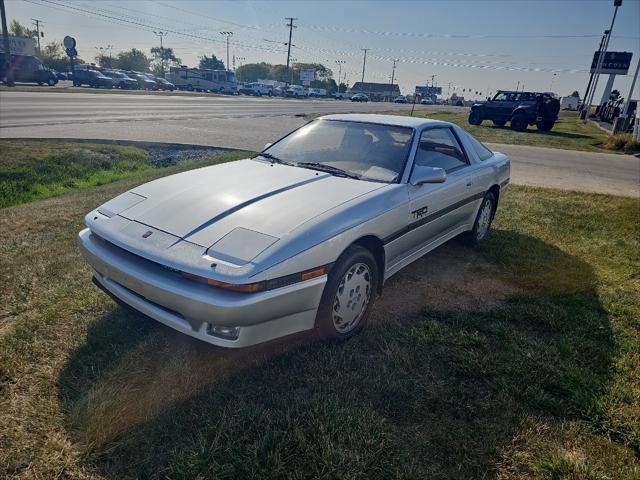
335,60,345,92
153,31,167,74
0,0,13,86
220,31,233,71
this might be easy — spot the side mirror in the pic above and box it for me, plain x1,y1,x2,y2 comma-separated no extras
263,143,272,150
410,166,446,186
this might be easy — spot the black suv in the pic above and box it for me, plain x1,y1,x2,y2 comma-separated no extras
468,90,560,131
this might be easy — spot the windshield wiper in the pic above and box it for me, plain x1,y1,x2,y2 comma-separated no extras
296,162,361,180
255,152,293,166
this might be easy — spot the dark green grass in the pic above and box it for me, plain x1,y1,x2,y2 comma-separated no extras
0,140,152,208
0,174,638,478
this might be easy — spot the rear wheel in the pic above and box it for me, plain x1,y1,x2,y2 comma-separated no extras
536,119,555,131
315,246,378,341
468,110,483,125
510,112,528,131
463,192,496,246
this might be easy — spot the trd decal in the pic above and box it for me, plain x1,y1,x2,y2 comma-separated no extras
411,206,429,219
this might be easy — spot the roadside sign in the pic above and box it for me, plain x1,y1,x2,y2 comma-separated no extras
300,68,315,82
63,36,76,50
590,51,632,75
0,36,35,56
415,85,442,96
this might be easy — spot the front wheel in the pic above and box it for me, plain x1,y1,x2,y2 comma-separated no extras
463,192,496,246
315,246,378,341
468,110,483,125
510,112,528,131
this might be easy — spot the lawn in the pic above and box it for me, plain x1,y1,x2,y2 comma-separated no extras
394,110,614,154
0,158,638,477
0,140,248,208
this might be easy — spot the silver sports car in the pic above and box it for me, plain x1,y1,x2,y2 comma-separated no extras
79,114,510,348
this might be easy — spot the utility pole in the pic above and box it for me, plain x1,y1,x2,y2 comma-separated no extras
583,31,607,106
220,31,233,71
360,48,368,92
431,74,436,87
335,59,345,91
581,0,622,121
31,18,43,54
290,57,297,85
285,17,297,86
153,31,167,74
1,0,13,86
390,59,396,86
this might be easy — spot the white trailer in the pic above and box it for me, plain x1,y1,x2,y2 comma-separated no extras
560,96,580,110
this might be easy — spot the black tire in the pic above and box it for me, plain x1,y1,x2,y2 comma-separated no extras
315,245,378,342
542,97,560,119
47,78,56,86
463,192,496,246
492,120,506,127
510,111,528,131
536,120,555,131
187,84,193,91
468,110,483,125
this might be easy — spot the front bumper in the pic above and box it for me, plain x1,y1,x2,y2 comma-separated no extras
78,228,326,348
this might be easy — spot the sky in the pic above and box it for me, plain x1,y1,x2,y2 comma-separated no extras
6,0,640,100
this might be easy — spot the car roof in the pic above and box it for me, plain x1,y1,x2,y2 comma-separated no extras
318,113,452,129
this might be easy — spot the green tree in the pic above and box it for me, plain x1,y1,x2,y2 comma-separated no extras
8,20,36,38
338,82,347,93
150,46,180,76
94,53,116,69
198,54,225,70
116,48,150,72
235,62,271,82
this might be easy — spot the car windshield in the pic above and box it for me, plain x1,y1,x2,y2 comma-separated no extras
262,120,414,183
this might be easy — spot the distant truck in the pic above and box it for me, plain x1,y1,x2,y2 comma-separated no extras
166,66,237,93
238,82,274,96
469,90,560,131
285,85,306,97
307,87,327,98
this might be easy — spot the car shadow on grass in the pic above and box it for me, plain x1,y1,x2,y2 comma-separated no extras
57,230,614,479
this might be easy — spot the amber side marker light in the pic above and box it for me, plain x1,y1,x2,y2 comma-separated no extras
181,265,329,293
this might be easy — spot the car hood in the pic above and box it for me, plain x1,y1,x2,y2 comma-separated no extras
114,158,385,249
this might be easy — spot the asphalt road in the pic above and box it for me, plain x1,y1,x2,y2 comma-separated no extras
1,91,638,197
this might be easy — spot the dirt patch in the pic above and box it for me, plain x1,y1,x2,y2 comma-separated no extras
373,242,519,319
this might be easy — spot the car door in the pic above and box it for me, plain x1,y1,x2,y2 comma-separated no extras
398,127,476,257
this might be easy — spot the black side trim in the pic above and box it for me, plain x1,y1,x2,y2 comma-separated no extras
500,178,510,188
382,191,485,244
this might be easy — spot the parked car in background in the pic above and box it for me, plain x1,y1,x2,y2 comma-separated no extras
468,90,560,131
0,54,58,86
102,70,138,89
351,93,369,102
420,97,434,105
285,85,307,97
125,71,157,90
72,69,114,88
153,76,175,91
307,88,327,98
394,95,408,103
54,70,67,81
239,82,274,96
79,114,509,348
334,91,352,100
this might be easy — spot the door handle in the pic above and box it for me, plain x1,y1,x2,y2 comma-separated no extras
466,181,472,187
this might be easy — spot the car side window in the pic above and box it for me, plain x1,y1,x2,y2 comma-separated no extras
465,133,494,161
415,128,468,172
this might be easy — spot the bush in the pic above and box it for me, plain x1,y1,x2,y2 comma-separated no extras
602,133,640,153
